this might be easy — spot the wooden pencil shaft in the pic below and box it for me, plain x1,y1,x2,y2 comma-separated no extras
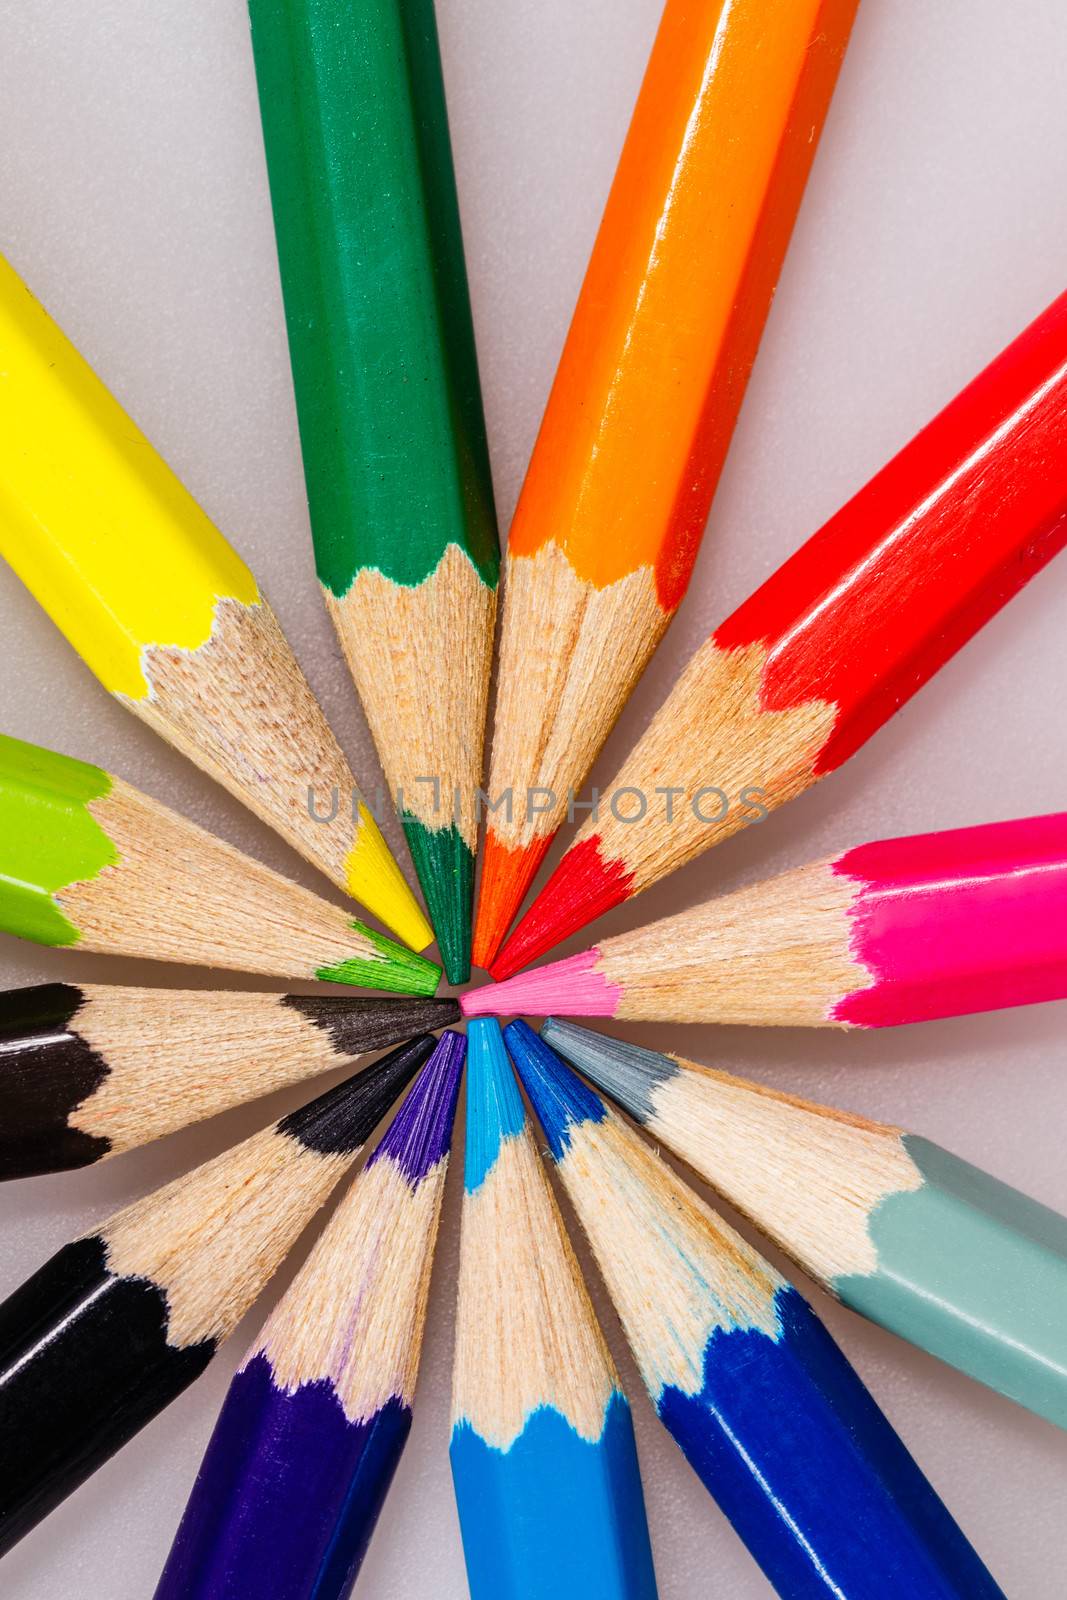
450,1019,658,1600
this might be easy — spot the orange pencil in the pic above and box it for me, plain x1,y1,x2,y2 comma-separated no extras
473,0,860,970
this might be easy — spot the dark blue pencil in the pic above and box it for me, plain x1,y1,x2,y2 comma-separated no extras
505,1020,1006,1600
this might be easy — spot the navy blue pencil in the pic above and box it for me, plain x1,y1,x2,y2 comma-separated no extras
505,1021,1005,1600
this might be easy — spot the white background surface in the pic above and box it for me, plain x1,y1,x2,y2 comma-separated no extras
1,1,1066,1595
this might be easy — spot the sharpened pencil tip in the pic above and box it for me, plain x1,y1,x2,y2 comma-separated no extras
491,835,633,979
471,832,553,971
462,950,619,1018
401,819,474,984
316,923,441,994
464,1019,526,1192
541,1019,670,1125
369,1029,465,1182
278,1033,437,1154
504,1020,605,1160
346,805,434,951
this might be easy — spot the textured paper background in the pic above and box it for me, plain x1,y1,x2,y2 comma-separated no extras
0,1,1065,1595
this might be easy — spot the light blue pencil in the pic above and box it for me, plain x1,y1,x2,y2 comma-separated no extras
450,1018,658,1599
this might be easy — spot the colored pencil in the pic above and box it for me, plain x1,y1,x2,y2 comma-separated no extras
493,289,1067,978
247,0,500,984
0,254,428,952
0,1037,432,1558
467,812,1067,1026
0,981,459,1179
450,1020,658,1600
156,1029,464,1599
474,0,860,971
0,733,440,993
543,1019,1067,1430
505,1022,1007,1599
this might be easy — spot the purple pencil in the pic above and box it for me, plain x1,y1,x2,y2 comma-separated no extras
155,1029,465,1599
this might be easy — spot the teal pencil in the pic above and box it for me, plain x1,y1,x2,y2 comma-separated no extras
543,1018,1067,1430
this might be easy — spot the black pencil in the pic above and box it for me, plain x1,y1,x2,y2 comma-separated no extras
0,981,459,1179
0,1034,434,1558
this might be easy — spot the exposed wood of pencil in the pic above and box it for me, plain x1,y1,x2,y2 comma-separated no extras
452,1097,618,1450
327,541,496,979
63,781,417,980
474,0,859,968
0,981,460,1178
493,288,1067,978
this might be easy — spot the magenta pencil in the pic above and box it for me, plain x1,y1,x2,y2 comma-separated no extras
463,813,1067,1027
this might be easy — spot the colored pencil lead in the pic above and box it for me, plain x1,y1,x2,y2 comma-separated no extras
466,812,1067,1026
505,1021,1006,1600
156,1030,464,1599
247,0,500,983
0,734,440,993
450,1019,658,1600
475,0,859,969
0,1037,433,1558
493,289,1067,978
544,1019,1067,1430
0,253,428,952
0,981,459,1179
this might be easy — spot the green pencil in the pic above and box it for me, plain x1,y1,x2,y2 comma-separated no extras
0,733,440,992
247,0,500,983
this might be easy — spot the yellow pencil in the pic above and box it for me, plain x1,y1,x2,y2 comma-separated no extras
0,254,430,951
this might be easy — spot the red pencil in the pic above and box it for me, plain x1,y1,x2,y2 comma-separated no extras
491,290,1067,979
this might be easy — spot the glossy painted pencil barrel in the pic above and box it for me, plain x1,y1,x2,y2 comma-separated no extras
495,289,1067,978
545,1019,1067,1428
506,1022,1006,1600
450,1020,658,1599
466,812,1067,1026
0,734,440,993
0,254,428,950
248,0,500,983
474,0,859,969
475,0,859,968
156,1031,463,1599
0,1040,432,1557
0,981,459,1178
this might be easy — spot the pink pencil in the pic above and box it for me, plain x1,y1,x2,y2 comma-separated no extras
462,813,1067,1027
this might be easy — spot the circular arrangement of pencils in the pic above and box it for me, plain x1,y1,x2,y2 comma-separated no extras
1,2,1064,1598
